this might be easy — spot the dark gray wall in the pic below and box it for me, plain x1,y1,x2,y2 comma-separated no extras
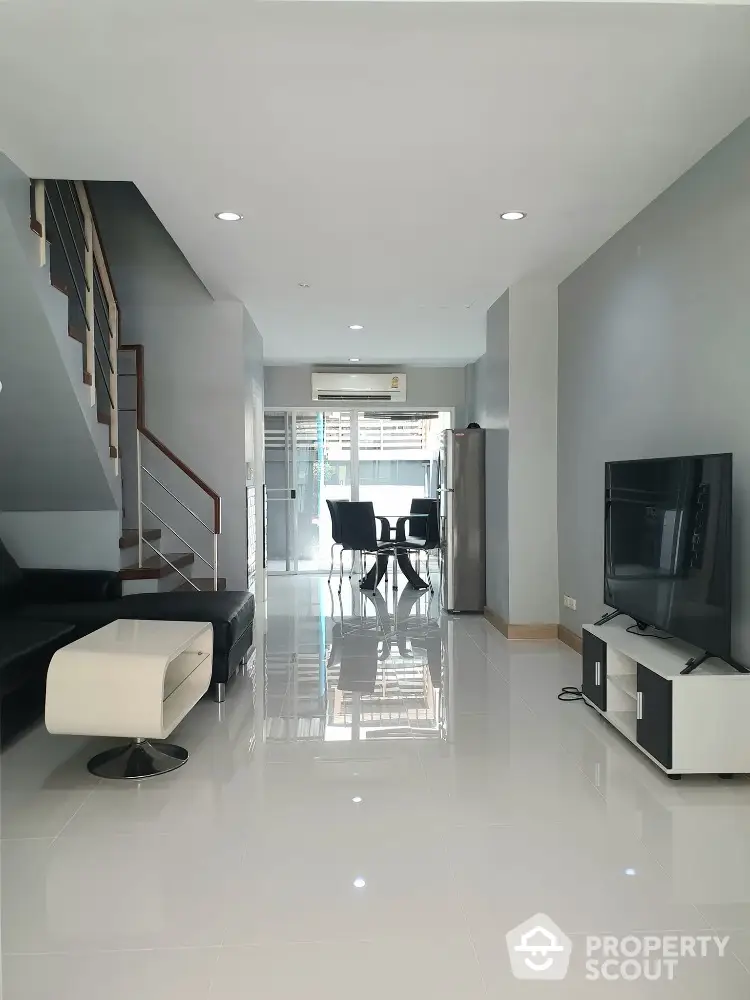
466,291,509,621
558,118,750,661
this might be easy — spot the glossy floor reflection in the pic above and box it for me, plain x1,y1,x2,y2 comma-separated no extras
3,576,750,997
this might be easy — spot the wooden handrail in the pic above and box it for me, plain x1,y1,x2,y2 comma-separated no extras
75,181,119,461
120,343,221,534
78,181,120,315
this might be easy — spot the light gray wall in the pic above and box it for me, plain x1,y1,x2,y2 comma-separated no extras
485,429,509,622
466,292,510,621
264,364,466,416
508,279,559,623
466,283,559,626
0,512,120,570
558,118,750,660
0,153,119,514
90,182,260,590
467,291,509,430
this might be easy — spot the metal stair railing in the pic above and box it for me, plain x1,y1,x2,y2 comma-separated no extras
121,343,221,591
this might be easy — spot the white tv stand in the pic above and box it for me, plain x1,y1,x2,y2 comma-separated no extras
582,623,750,778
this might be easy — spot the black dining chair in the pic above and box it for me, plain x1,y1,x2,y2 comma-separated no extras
331,627,388,694
336,501,394,594
400,498,440,592
326,499,344,583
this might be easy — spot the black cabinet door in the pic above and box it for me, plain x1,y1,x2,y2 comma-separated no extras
582,630,607,711
636,664,673,769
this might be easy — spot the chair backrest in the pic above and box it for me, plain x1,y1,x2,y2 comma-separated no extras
409,498,439,547
326,499,343,544
337,501,378,552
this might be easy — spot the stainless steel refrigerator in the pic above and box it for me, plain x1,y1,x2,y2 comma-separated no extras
439,429,486,613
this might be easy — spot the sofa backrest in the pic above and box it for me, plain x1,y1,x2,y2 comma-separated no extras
0,539,23,609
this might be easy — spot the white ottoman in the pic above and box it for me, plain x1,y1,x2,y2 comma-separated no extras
45,619,213,779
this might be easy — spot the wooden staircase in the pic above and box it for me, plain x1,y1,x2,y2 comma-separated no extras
31,179,222,595
118,527,198,593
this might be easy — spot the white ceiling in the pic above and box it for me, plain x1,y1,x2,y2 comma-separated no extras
1,2,750,364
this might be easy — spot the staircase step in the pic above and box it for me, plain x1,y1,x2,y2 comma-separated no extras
176,577,227,592
67,326,94,390
119,551,195,581
50,275,69,297
119,528,161,550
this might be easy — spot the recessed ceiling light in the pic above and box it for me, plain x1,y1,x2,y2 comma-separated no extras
298,282,310,289
349,358,360,363
352,796,362,803
214,211,243,222
349,324,364,331
500,211,526,221
353,877,366,889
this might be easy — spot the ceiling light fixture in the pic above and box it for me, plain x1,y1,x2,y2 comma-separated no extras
500,211,526,221
349,324,364,331
353,877,367,889
349,358,360,363
352,796,362,803
298,282,310,289
214,211,243,222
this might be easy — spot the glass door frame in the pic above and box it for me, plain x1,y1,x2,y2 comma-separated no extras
264,405,455,576
264,410,299,574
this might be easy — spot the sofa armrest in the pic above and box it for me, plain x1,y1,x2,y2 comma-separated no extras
21,569,122,604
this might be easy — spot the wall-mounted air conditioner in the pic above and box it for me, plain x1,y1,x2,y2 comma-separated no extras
311,372,407,403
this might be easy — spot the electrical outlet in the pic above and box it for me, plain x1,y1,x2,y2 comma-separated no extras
563,594,577,611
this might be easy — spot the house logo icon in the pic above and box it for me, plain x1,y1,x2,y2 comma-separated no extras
506,913,572,980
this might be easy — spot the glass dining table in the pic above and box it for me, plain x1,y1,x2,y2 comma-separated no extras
360,513,430,592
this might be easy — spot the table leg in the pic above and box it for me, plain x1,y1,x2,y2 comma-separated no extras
395,517,429,590
360,517,391,591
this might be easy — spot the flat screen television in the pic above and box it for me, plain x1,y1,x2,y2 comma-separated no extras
604,454,732,659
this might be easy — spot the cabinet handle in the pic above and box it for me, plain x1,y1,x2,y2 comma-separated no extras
636,691,643,720
595,661,601,686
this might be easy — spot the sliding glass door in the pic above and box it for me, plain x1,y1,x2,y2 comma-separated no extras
264,408,450,574
296,412,352,571
358,410,448,516
264,411,352,573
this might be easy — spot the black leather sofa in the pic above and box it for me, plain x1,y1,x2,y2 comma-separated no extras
0,539,254,744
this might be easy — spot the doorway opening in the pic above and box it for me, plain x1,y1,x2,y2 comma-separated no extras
264,409,451,574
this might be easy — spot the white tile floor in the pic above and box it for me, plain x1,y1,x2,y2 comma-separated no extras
3,575,750,996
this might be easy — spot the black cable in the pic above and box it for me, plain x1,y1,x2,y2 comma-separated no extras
625,625,673,640
558,686,584,702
